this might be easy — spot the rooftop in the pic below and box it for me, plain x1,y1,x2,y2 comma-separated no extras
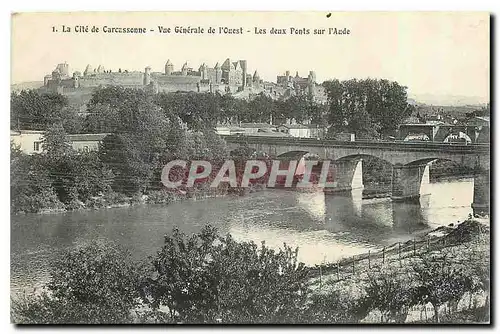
244,132,291,137
277,124,315,129
239,123,275,128
66,133,111,142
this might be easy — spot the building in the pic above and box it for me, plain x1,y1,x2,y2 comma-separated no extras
10,130,45,154
245,131,291,137
398,124,441,142
215,126,246,136
398,123,489,144
239,123,277,134
467,116,490,127
66,133,110,152
274,70,327,103
276,124,315,138
10,130,110,154
466,116,490,143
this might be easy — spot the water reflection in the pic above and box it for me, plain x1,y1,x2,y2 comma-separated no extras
11,178,474,296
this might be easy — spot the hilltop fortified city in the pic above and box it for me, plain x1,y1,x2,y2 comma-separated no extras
41,60,327,102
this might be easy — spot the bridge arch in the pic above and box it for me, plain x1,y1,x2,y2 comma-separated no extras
222,137,489,215
276,150,310,159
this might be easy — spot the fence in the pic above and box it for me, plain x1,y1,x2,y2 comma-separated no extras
306,222,489,286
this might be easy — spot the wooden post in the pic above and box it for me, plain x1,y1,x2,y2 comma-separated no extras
319,265,322,289
352,258,355,274
413,239,416,255
337,262,340,280
382,247,385,265
427,236,430,251
368,250,371,269
398,242,402,267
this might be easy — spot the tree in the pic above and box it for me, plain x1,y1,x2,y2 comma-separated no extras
83,103,122,133
12,241,141,324
42,123,73,160
247,93,275,123
323,79,346,135
142,226,310,323
155,92,220,130
99,134,152,195
11,90,68,130
323,78,412,138
10,149,62,213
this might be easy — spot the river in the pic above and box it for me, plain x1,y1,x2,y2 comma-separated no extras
11,178,474,297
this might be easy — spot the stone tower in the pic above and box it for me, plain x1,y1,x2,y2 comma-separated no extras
72,72,80,88
309,70,316,83
84,64,93,76
55,63,69,77
43,75,51,86
215,62,222,84
199,63,208,80
165,59,173,75
307,71,316,96
143,66,151,86
181,62,188,76
253,70,260,88
239,60,247,89
246,74,252,87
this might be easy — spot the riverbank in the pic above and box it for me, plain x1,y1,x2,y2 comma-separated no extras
306,217,490,323
15,183,269,216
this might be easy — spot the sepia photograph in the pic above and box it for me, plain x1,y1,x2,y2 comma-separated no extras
9,11,490,325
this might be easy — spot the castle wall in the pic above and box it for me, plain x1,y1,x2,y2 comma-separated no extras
78,72,144,88
151,74,202,85
155,82,211,93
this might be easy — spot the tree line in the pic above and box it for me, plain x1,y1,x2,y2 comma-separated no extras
11,78,413,138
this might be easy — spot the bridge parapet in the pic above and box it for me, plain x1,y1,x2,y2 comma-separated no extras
223,135,490,170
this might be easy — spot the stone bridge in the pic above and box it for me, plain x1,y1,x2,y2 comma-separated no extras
222,135,490,215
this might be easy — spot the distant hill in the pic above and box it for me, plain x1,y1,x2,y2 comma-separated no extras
11,81,44,92
409,93,488,107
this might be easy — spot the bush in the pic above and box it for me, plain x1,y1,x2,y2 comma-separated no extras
142,226,310,323
145,190,175,204
103,191,130,205
305,289,372,324
11,152,64,214
12,241,141,324
412,252,473,323
364,269,417,323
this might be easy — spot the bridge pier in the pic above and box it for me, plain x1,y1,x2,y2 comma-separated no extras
324,159,364,194
472,171,490,216
391,163,431,203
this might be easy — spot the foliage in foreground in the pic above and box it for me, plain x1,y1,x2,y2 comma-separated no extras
11,242,141,324
12,226,310,324
11,224,490,324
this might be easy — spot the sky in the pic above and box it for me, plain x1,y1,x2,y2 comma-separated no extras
11,12,490,101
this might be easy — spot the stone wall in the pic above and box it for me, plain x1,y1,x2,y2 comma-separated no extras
78,73,144,88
